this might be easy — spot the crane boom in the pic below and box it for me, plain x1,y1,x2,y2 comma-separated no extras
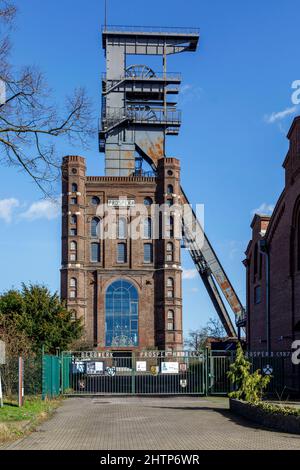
180,186,245,337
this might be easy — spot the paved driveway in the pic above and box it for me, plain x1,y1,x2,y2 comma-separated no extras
4,396,300,450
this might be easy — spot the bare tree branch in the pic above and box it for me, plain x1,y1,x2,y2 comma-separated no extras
0,1,95,194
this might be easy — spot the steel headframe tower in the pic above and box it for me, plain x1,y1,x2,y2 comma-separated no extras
100,25,246,338
100,25,199,176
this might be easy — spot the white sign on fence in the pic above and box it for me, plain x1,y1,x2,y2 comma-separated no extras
136,361,147,372
161,362,179,374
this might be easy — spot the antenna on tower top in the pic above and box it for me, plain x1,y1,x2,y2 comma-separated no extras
104,0,107,29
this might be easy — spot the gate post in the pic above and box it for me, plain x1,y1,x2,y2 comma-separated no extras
131,352,135,395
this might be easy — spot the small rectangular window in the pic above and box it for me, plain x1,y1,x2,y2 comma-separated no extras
70,228,77,236
117,243,127,263
254,285,261,304
91,243,100,262
71,197,77,205
167,321,174,331
144,243,153,263
70,253,76,261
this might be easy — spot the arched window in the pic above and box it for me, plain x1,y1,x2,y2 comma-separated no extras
71,183,78,193
166,242,174,262
167,277,174,298
91,242,101,262
169,215,174,238
144,197,153,206
71,214,77,225
167,309,174,319
117,243,127,263
118,217,127,239
167,310,174,330
70,241,77,261
91,196,100,206
70,241,77,251
105,279,139,347
144,243,153,263
69,278,77,298
91,217,100,238
143,217,152,239
167,184,173,194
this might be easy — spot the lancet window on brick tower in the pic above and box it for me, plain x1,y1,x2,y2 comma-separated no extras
91,217,100,238
118,217,127,239
91,242,101,262
167,184,173,195
166,242,174,262
71,183,78,193
69,277,77,298
144,243,153,263
167,310,174,330
143,217,152,239
167,277,174,298
117,243,127,263
70,214,77,236
70,241,77,261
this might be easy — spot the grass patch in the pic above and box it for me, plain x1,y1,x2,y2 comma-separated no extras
0,396,62,444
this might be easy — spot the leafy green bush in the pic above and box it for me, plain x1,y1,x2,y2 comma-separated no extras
227,343,271,403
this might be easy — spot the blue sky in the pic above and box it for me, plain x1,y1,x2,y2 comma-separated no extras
1,0,299,336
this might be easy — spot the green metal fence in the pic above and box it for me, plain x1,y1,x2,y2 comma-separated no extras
42,354,61,399
62,350,210,396
40,350,300,398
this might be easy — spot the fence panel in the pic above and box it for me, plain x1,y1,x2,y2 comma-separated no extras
0,356,42,400
209,352,232,395
42,354,60,399
62,351,206,395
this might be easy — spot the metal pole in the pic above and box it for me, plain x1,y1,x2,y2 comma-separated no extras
18,357,24,407
104,0,107,29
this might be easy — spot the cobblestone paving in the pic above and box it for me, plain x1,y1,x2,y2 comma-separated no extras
3,396,300,450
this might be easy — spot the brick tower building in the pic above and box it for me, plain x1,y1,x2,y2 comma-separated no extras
61,155,183,351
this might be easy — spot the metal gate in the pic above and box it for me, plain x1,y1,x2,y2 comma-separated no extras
208,352,232,395
61,350,231,396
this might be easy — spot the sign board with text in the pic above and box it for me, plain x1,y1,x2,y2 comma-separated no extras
161,362,179,374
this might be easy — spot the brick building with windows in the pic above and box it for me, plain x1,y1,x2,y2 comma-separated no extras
60,155,183,352
244,116,300,352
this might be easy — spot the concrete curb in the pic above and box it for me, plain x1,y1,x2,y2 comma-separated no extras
229,398,300,434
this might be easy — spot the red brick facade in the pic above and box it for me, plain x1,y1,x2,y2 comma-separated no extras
245,116,300,351
61,156,183,352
